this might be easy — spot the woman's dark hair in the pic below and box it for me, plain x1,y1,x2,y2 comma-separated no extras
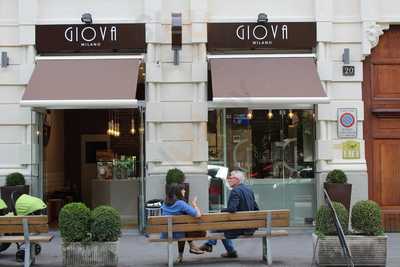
165,183,184,206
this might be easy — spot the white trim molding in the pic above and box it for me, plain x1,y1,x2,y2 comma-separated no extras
20,99,139,109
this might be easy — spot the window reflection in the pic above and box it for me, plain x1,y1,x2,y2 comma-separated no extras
207,108,316,226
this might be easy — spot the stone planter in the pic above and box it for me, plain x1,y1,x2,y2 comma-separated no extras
312,233,387,266
62,241,118,267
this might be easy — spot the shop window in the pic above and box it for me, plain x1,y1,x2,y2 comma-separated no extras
207,108,316,226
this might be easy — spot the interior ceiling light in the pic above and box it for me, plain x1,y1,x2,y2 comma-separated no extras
288,109,294,119
267,110,273,119
246,109,253,120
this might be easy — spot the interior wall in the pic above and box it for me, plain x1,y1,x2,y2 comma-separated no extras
64,109,141,198
44,110,65,194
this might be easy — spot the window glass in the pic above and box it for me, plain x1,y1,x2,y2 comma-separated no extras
207,108,316,225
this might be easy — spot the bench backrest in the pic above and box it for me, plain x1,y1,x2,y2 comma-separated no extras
145,210,289,234
0,216,49,234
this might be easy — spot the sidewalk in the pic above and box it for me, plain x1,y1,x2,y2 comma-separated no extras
0,229,399,267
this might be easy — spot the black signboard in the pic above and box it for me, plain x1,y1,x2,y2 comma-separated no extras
36,24,146,54
207,22,316,51
343,65,355,76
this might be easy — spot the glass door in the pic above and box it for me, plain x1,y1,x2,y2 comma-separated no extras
31,111,44,198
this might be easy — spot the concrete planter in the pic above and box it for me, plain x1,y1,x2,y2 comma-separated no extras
62,241,118,267
312,233,387,266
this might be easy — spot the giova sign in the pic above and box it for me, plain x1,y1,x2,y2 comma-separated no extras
36,23,146,53
64,26,117,43
207,22,316,51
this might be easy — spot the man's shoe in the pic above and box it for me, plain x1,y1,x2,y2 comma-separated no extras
199,244,213,252
221,251,238,258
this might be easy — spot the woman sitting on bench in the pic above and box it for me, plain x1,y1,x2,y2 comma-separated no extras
161,183,204,263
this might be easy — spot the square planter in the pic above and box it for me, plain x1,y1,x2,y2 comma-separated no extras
312,233,387,266
62,241,118,267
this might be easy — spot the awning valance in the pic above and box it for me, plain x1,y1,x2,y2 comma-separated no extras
209,57,329,107
21,58,141,109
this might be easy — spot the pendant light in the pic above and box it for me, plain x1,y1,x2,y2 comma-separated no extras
246,109,253,120
267,109,273,120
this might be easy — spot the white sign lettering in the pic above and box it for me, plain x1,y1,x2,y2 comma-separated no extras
64,25,118,43
235,24,288,41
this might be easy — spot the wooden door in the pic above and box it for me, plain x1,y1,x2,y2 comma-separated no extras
364,26,400,231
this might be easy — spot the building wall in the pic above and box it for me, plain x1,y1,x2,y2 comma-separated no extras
1,0,400,210
144,0,209,211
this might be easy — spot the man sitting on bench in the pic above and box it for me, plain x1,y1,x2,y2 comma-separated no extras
200,169,259,258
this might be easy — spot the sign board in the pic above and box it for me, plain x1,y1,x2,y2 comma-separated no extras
338,108,357,139
36,24,146,54
323,189,354,266
207,22,316,51
343,65,355,76
342,141,360,159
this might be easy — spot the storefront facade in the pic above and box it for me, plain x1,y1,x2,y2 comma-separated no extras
1,0,399,229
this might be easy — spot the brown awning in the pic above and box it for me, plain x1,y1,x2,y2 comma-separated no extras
21,58,141,108
209,57,329,106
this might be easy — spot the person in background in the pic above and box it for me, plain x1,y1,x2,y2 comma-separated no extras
161,183,204,263
200,169,259,258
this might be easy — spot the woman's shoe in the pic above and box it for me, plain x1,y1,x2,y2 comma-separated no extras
176,256,183,264
199,244,213,252
189,246,205,255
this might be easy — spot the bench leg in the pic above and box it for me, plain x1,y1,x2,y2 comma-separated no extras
22,218,35,267
167,242,174,267
262,236,272,266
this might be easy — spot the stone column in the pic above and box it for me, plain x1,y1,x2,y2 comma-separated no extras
144,0,209,211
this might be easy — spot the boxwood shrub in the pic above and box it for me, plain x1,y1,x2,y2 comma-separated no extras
59,202,91,242
5,172,26,186
166,168,185,184
91,206,121,242
316,202,349,235
326,169,347,184
351,200,384,236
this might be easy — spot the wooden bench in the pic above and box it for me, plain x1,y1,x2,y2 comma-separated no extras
0,215,54,267
146,209,290,267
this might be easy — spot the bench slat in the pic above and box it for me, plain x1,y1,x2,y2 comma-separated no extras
146,219,266,234
0,224,48,234
0,235,53,243
147,230,289,242
0,216,48,225
148,210,289,226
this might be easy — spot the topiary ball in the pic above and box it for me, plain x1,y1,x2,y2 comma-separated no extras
326,169,347,184
5,172,26,186
59,202,91,242
316,202,349,235
91,206,121,242
166,168,185,185
351,200,384,236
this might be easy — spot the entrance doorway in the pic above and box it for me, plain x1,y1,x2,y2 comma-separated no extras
43,108,145,227
363,25,400,231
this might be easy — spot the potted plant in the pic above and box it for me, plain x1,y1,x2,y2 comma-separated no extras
324,169,352,211
349,200,387,266
165,168,189,201
312,202,349,266
0,172,29,213
60,203,121,267
313,201,387,266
